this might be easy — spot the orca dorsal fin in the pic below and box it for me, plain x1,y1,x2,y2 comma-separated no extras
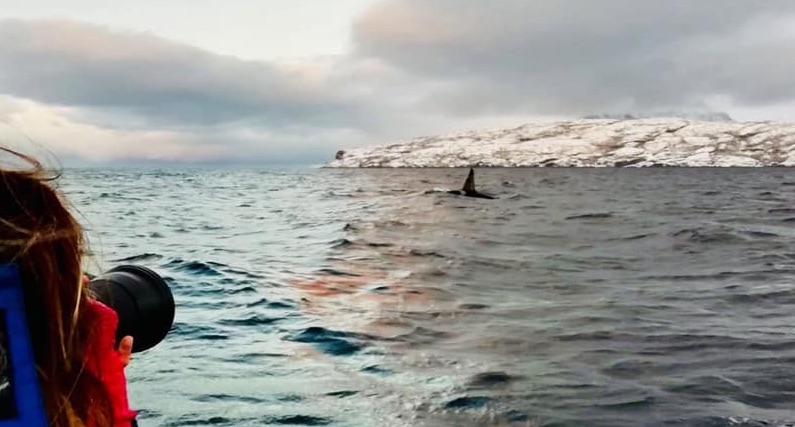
462,168,476,193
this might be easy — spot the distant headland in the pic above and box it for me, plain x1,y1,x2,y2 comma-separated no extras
328,117,795,168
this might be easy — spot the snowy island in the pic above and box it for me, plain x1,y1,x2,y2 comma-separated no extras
327,118,795,168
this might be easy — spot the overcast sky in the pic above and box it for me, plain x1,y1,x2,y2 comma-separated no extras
1,1,794,165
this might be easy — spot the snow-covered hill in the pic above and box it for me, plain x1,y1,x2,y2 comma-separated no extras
328,119,795,168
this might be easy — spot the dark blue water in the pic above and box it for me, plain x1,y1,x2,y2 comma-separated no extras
61,168,795,427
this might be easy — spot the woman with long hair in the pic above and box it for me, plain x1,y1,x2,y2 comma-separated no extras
0,147,136,427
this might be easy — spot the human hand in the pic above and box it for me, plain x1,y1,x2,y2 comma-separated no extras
118,336,133,368
82,273,134,367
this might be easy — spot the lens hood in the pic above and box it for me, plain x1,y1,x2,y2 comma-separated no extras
89,265,175,353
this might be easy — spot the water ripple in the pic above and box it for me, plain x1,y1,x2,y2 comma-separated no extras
61,167,795,427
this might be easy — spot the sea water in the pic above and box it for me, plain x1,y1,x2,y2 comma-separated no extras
60,167,795,427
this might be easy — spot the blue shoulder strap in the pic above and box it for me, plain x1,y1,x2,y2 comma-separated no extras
0,263,48,427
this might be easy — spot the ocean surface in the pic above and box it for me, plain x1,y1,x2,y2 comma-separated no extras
59,167,795,427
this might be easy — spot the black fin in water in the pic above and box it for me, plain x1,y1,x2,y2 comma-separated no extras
455,168,495,199
462,168,476,193
440,168,496,199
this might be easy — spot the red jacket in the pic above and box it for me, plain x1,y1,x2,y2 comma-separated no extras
83,299,138,427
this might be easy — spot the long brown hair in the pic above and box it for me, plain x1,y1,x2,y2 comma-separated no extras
0,147,113,426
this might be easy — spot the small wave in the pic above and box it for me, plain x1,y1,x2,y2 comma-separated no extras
663,375,745,400
113,253,163,262
726,289,795,305
565,213,613,220
366,285,391,294
222,352,289,362
745,341,795,351
366,241,394,248
195,334,229,341
219,314,281,327
595,395,655,410
503,410,530,423
467,371,521,388
601,359,660,379
641,333,749,352
226,285,258,295
606,233,656,241
506,193,530,200
642,271,744,282
326,191,357,198
215,265,265,279
164,259,224,276
171,323,229,341
750,253,795,264
285,326,370,356
555,330,621,342
378,220,411,227
458,303,489,310
394,326,454,345
180,300,235,310
191,394,266,404
740,230,781,238
671,227,743,243
168,415,241,426
361,365,393,376
540,177,568,185
264,415,333,426
245,298,296,310
444,396,493,410
725,416,795,427
206,260,229,268
329,238,353,248
409,249,446,258
315,267,360,277
325,390,358,398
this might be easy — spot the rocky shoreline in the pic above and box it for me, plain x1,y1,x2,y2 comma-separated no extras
327,119,795,168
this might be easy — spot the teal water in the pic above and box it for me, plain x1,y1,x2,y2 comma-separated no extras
61,168,795,427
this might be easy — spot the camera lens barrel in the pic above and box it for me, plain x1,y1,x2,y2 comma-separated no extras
88,265,175,353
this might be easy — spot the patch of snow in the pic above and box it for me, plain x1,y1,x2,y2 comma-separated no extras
611,146,645,158
327,119,795,168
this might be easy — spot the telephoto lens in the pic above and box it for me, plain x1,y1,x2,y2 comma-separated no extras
88,265,175,353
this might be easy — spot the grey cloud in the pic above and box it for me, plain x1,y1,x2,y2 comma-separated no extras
0,19,373,131
352,0,795,117
3,4,795,166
